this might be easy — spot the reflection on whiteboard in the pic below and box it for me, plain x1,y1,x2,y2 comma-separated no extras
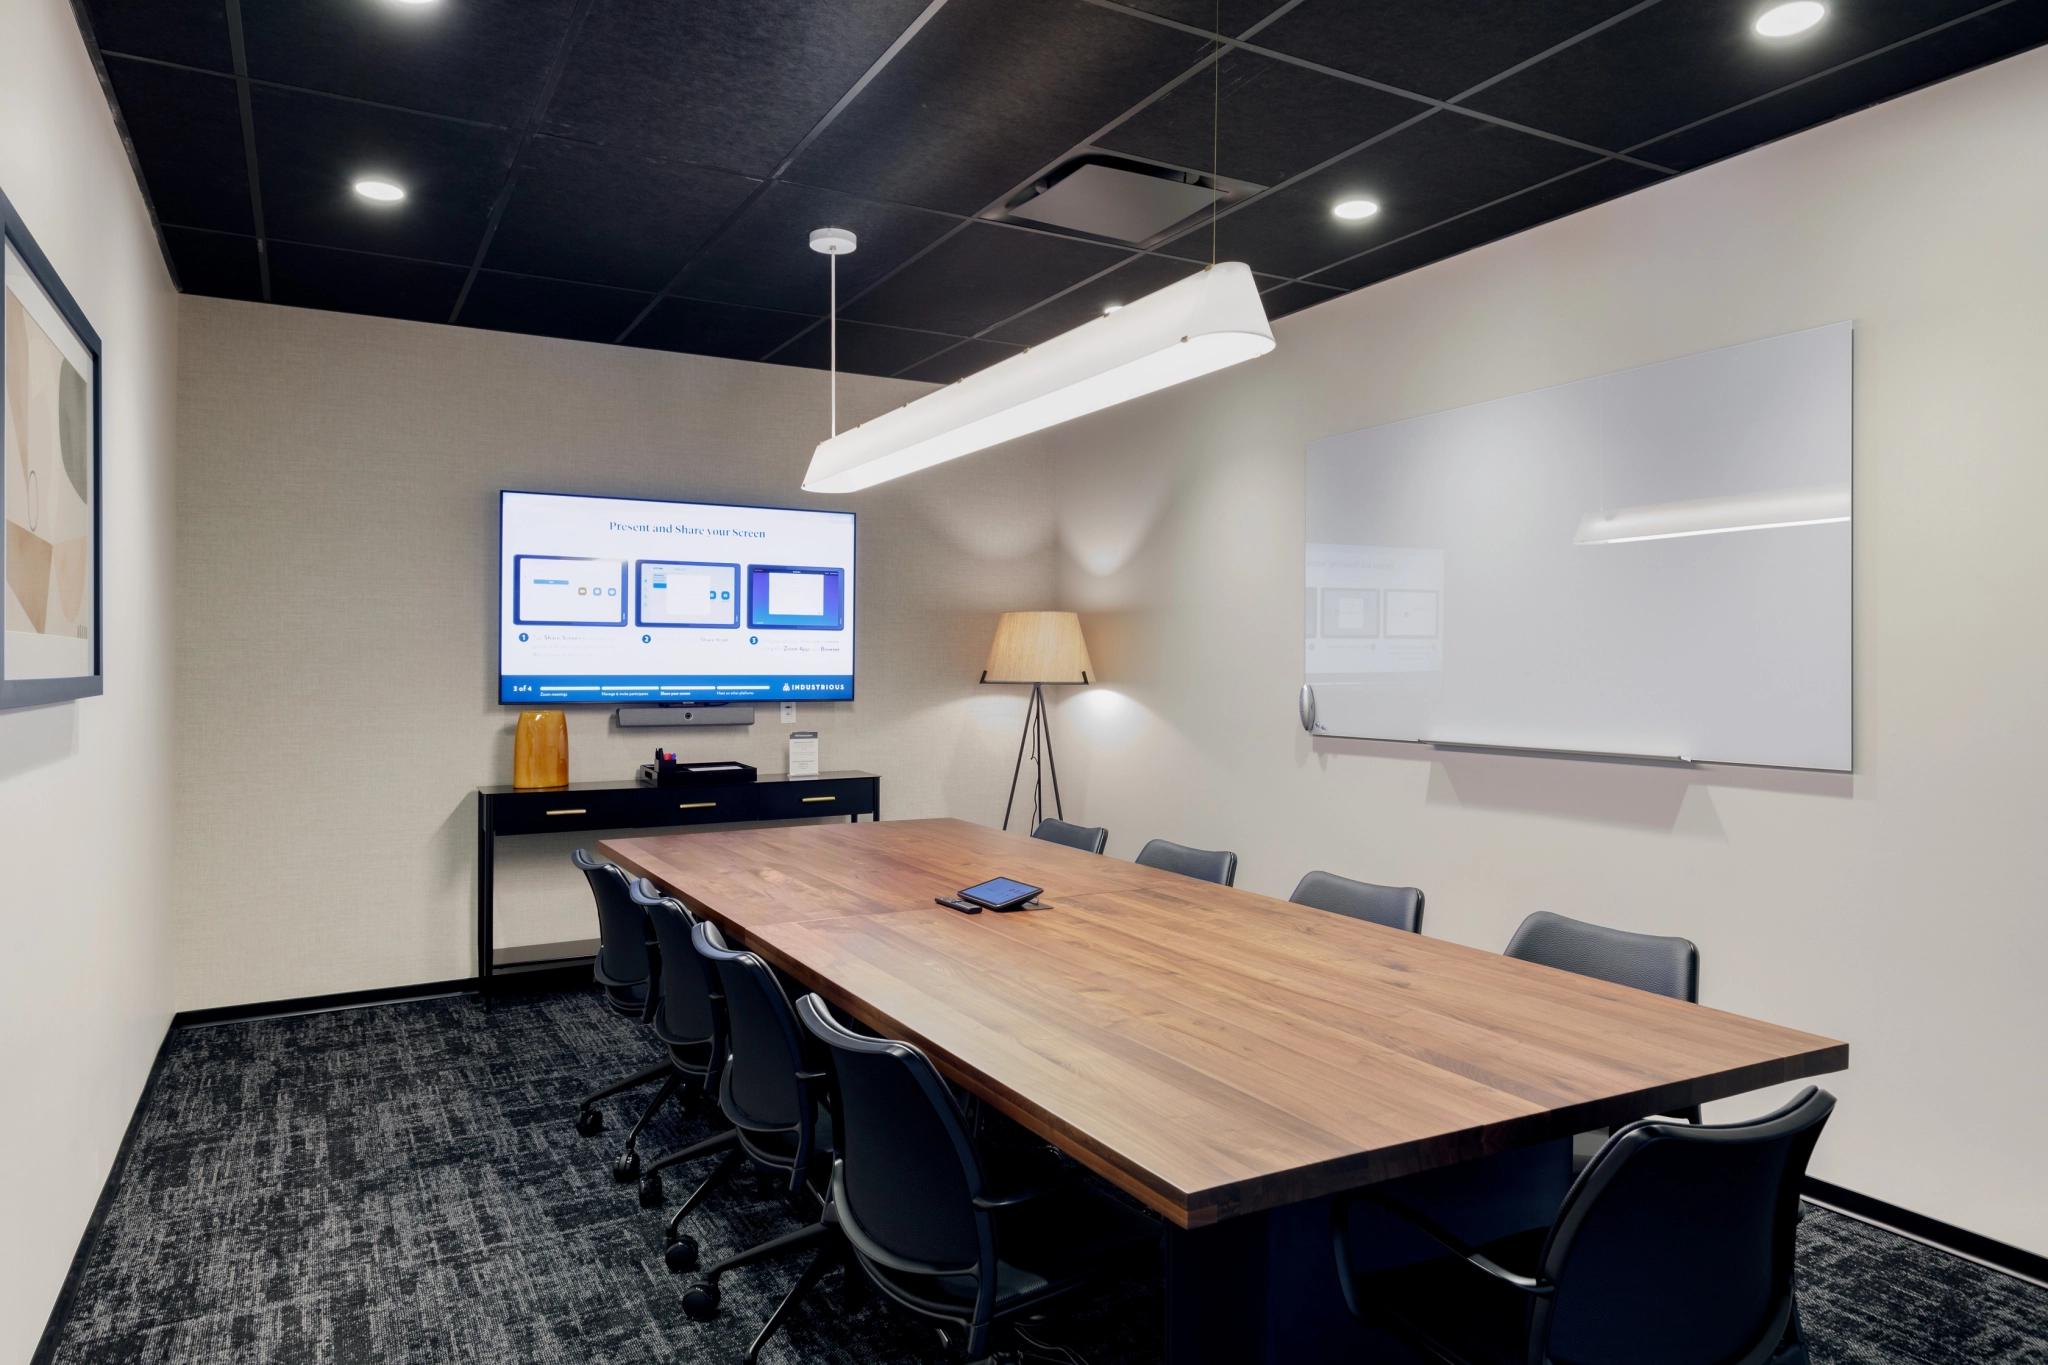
1307,545,1441,674
1303,322,1851,770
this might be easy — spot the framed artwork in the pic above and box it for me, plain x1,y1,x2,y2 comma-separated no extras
2,186,102,709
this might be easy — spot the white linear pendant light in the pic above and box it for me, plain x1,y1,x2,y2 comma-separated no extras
801,261,1275,494
1573,483,1851,545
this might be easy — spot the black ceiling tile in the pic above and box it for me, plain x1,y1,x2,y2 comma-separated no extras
787,0,1213,216
1095,49,1424,186
251,86,514,263
1115,0,1285,37
1254,0,1634,101
844,222,1132,335
1639,4,2048,172
544,0,936,176
268,241,466,322
81,0,231,71
241,0,577,127
485,138,760,292
102,58,252,234
983,253,1204,346
455,272,653,343
163,227,265,301
894,338,1025,384
668,182,958,316
1463,0,1997,156
626,297,815,361
1258,279,1343,320
770,319,962,378
1202,110,1595,279
1308,158,1661,293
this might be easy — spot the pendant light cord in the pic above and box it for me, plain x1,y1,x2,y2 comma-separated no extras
1210,0,1219,267
829,249,838,438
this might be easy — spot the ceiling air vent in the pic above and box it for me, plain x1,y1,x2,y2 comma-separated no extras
993,155,1259,248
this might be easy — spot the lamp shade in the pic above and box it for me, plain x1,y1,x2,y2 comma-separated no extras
803,263,1274,494
982,612,1093,685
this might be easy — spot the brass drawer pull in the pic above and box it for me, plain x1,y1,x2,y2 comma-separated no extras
678,802,717,810
545,808,587,816
801,795,837,803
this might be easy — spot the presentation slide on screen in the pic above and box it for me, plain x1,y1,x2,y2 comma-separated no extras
500,491,854,704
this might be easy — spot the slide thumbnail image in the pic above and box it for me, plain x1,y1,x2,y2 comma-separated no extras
637,560,740,628
514,555,626,625
747,565,844,631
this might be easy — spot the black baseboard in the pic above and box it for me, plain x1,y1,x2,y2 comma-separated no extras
1803,1177,2048,1284
29,1026,174,1365
171,961,594,1028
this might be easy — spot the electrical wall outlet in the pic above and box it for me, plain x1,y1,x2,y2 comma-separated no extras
780,701,796,723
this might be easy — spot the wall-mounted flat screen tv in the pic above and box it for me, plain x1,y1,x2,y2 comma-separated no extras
499,491,854,705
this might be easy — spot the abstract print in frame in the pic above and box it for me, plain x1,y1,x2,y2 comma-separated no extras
2,186,102,709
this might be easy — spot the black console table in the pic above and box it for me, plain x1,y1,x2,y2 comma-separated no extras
475,770,880,1005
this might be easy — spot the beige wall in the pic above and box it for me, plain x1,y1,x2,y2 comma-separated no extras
1041,45,2048,1253
174,299,1055,1009
0,0,180,1356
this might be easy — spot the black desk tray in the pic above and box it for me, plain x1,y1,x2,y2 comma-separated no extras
638,759,758,788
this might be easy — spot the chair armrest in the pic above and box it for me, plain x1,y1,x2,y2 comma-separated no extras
971,1165,1086,1210
1331,1190,1554,1306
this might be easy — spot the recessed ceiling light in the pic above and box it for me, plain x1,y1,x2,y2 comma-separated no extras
1754,2,1824,37
390,0,438,6
353,179,405,203
1332,199,1379,221
1103,304,1123,314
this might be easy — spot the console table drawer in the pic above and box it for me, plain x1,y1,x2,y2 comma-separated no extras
655,788,760,826
491,791,641,834
755,777,876,821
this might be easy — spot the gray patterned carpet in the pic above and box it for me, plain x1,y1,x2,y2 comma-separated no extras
42,988,2048,1364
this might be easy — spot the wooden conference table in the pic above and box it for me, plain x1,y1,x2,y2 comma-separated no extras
603,818,1847,1364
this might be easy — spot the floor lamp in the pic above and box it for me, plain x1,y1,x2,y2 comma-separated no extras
981,612,1093,833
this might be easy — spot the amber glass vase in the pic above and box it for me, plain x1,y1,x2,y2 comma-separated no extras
513,710,569,788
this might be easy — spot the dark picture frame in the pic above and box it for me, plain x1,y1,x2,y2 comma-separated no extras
2,185,104,709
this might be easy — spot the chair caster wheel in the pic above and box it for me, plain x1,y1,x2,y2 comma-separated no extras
638,1172,664,1207
681,1279,720,1320
665,1236,698,1272
575,1110,603,1137
614,1151,640,1182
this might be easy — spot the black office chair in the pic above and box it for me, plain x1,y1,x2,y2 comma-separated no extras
1333,1087,1834,1365
1031,817,1108,854
1135,838,1237,886
797,993,1162,1362
1290,870,1425,933
673,921,839,1365
1505,910,1703,1123
620,879,738,1208
571,850,671,1172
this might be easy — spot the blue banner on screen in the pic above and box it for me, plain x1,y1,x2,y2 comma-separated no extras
500,491,855,705
501,675,854,701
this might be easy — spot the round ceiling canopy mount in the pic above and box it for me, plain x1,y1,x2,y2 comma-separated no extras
809,227,858,255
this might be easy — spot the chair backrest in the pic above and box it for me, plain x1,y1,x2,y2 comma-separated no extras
690,921,819,1153
1032,818,1109,854
1532,1087,1834,1365
1135,838,1238,886
1504,910,1697,1002
628,879,719,1051
796,994,985,1277
574,848,650,991
1289,871,1424,933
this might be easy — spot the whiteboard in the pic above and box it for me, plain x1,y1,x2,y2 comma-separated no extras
1304,323,1851,770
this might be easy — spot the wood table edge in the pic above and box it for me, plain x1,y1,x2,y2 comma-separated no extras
1178,1039,1851,1227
